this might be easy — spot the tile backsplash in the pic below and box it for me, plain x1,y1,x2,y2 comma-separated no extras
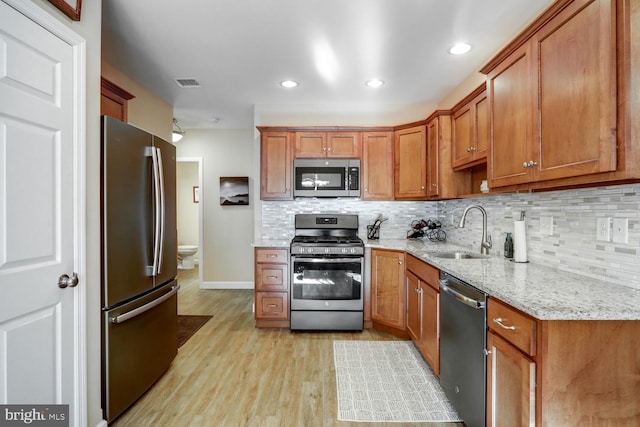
261,183,640,290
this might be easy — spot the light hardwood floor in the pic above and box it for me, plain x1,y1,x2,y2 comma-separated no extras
112,267,464,427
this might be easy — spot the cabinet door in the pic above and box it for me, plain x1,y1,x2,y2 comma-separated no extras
421,284,439,376
327,132,361,158
486,332,536,427
371,249,405,329
394,126,427,200
362,131,394,200
406,271,421,342
295,132,327,157
474,92,489,160
487,42,535,187
452,104,474,168
260,132,292,200
426,119,440,198
533,0,616,182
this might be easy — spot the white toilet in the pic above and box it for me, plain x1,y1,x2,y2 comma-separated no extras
177,245,198,269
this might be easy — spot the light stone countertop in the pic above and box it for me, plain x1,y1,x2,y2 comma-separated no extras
253,238,640,320
367,239,640,321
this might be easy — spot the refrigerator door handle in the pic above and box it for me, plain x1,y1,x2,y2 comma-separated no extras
151,147,162,276
110,284,180,324
155,147,165,275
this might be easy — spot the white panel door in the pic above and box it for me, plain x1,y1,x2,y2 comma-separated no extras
0,0,82,422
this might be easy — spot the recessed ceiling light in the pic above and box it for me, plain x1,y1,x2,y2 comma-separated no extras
449,42,471,55
280,80,299,88
365,79,384,88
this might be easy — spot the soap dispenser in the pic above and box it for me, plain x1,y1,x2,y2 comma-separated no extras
504,232,514,259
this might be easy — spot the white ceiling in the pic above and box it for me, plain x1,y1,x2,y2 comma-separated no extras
102,0,554,130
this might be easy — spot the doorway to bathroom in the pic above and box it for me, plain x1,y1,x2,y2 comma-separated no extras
177,157,203,286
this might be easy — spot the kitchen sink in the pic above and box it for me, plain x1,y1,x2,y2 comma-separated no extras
429,251,489,260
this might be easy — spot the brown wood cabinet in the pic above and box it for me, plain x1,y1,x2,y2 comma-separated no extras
100,78,135,122
294,131,361,158
484,0,617,189
405,255,440,375
452,86,488,170
486,298,536,427
370,249,407,334
487,296,640,426
254,247,289,327
361,131,394,200
394,125,428,200
259,131,292,200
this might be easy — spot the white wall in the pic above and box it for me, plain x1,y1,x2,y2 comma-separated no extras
176,129,255,287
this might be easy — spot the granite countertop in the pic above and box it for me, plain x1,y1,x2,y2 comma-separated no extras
367,239,640,321
253,238,640,320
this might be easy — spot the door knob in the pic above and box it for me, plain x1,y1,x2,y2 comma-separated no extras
58,272,79,288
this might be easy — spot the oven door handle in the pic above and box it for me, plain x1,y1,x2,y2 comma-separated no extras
291,257,362,263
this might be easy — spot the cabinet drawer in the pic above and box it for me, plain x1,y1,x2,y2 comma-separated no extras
488,298,536,356
406,254,439,290
255,248,288,264
255,292,288,320
255,264,288,292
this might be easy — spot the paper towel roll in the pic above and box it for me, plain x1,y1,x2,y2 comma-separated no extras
513,220,528,263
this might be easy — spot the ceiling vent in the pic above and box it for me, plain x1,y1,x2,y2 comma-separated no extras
174,78,201,88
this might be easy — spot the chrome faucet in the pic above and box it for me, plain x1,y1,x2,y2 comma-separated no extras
458,205,492,255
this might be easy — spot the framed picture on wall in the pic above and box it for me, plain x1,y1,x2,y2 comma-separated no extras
220,177,249,206
193,186,200,203
48,0,82,20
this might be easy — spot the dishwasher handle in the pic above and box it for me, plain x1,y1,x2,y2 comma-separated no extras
439,279,486,310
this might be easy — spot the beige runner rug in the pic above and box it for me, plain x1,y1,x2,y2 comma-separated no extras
333,340,462,423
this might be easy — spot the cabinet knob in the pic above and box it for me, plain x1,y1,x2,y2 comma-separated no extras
421,185,425,190
467,147,472,152
432,184,437,187
327,147,331,152
398,261,403,265
528,160,538,167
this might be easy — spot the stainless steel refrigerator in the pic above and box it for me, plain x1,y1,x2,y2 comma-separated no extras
100,116,178,423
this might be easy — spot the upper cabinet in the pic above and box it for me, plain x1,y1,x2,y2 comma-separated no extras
100,78,135,122
394,124,428,200
295,131,362,158
483,0,618,189
259,131,292,200
427,110,467,200
362,131,394,200
451,86,489,170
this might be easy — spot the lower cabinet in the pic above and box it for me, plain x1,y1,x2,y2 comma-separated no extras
254,247,289,328
406,255,440,375
486,331,536,427
486,297,537,427
370,249,406,334
487,296,640,426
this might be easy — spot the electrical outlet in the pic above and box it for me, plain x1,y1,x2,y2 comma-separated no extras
596,217,611,242
540,216,553,236
612,218,628,244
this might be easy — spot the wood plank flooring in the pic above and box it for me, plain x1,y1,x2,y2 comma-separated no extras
111,267,464,427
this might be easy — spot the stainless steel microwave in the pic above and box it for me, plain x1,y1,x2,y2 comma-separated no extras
293,159,360,197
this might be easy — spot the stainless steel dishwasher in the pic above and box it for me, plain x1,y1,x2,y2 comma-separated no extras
439,272,487,427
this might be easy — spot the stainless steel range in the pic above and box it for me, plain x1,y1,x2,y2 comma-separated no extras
290,214,364,331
